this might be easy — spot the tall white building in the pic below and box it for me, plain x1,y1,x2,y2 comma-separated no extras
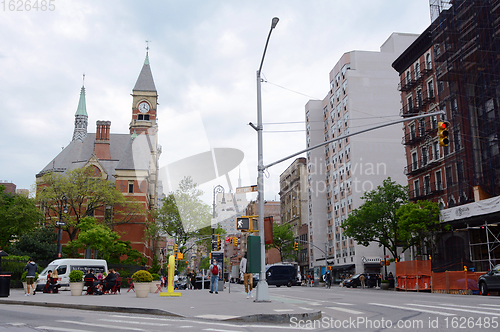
305,33,419,278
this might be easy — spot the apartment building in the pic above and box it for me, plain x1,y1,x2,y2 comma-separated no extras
305,33,419,279
279,157,309,273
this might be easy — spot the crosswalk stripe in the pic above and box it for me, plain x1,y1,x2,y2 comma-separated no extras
58,320,145,331
37,327,92,332
326,307,363,314
369,303,455,316
408,303,500,316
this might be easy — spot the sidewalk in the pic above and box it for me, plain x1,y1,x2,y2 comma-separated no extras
0,284,320,324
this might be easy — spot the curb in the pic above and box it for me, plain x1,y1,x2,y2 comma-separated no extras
227,311,322,324
0,299,321,324
0,299,184,318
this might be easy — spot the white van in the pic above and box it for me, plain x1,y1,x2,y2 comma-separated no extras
36,259,108,291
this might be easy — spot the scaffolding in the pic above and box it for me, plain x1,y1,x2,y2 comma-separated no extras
430,0,500,270
468,222,500,270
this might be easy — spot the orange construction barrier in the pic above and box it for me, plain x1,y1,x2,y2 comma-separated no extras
431,271,484,294
395,260,431,291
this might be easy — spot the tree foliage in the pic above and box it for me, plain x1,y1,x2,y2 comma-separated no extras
65,216,144,264
8,225,57,262
397,200,443,256
265,222,295,262
0,185,43,250
36,166,141,242
153,177,212,252
343,178,408,260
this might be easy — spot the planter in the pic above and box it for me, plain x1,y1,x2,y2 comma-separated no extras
69,282,84,296
134,282,150,298
381,282,390,290
150,280,161,293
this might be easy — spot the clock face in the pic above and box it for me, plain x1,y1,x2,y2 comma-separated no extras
138,102,150,113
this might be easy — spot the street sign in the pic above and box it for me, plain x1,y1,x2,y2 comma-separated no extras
56,221,65,226
235,185,257,194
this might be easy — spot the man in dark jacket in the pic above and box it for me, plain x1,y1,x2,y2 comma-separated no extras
23,258,37,296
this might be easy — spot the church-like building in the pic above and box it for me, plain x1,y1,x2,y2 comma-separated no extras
36,53,161,263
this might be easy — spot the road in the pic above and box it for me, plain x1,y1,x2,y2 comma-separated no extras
1,284,499,331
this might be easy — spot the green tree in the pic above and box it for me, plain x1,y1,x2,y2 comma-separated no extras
265,222,295,262
153,177,211,252
343,178,408,261
36,166,141,242
65,216,144,264
397,200,443,256
0,185,43,250
8,225,57,262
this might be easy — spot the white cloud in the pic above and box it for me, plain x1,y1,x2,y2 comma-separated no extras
0,0,432,203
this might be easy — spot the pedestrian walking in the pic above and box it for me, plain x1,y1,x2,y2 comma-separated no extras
209,259,221,294
23,258,37,296
186,267,193,290
359,274,366,289
240,253,253,298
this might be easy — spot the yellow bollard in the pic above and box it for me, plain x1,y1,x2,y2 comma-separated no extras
159,255,181,297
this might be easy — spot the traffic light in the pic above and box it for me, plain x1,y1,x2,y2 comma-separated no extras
174,244,178,252
233,237,238,247
438,121,450,146
294,241,298,251
217,238,221,251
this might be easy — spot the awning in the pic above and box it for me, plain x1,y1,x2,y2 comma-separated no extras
331,264,355,271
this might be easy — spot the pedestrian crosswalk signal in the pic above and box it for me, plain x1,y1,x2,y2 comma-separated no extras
438,121,450,146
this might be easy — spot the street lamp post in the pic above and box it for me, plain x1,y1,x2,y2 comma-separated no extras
56,195,68,258
212,185,225,250
255,17,279,302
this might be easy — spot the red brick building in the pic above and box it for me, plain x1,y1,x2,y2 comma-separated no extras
36,53,161,264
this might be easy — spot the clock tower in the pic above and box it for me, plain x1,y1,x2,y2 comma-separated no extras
130,51,158,136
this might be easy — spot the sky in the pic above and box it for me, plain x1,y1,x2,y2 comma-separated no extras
0,0,432,205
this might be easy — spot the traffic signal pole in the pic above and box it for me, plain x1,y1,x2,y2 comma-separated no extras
264,111,445,171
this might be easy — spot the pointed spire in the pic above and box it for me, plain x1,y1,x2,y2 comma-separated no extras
76,75,87,116
133,41,156,92
72,75,88,141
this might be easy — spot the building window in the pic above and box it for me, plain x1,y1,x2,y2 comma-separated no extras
422,147,428,166
406,70,411,84
407,96,413,112
416,88,423,108
415,62,420,79
427,80,434,98
436,170,442,190
424,175,431,195
128,181,134,194
433,141,440,159
445,166,453,188
414,179,420,197
138,114,150,121
410,124,416,140
426,53,432,69
412,152,418,170
419,118,425,136
431,115,438,129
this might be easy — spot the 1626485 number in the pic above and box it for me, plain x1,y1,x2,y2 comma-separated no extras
444,317,498,329
1,0,55,11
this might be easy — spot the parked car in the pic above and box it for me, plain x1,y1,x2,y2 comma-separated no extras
478,264,500,296
266,265,298,287
343,273,379,288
